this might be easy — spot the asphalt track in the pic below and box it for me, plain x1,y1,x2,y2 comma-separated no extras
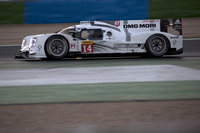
0,39,200,61
0,39,200,133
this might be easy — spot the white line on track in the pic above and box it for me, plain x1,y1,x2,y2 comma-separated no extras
0,44,21,47
0,65,200,86
183,38,200,41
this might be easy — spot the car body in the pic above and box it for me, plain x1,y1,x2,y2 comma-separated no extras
17,19,183,59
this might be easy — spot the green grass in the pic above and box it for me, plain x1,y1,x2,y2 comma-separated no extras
0,2,23,24
0,0,200,24
150,0,200,19
0,81,200,105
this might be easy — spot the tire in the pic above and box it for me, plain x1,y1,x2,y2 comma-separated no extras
145,34,169,57
45,36,69,60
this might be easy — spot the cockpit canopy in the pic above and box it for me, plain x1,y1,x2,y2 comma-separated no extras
80,29,103,40
58,26,76,35
58,26,103,40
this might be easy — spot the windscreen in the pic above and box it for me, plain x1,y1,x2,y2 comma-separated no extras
58,27,75,35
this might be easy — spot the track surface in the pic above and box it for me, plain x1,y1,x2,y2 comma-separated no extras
0,39,200,62
0,39,200,60
0,39,200,133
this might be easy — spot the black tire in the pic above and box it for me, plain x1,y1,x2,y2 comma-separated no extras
145,34,169,57
45,36,69,60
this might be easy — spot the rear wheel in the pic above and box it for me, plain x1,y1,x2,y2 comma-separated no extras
145,34,169,57
45,36,69,60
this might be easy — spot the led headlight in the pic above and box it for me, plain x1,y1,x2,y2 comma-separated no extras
29,37,37,48
21,39,26,48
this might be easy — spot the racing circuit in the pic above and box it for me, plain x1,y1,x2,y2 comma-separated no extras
0,39,200,133
1,0,200,132
0,39,200,86
1,1,200,133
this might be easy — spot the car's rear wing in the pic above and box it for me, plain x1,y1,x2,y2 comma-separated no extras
160,19,182,35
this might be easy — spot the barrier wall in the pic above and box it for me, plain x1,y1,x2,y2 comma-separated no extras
24,0,148,24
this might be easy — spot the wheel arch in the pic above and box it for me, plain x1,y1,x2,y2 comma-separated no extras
145,33,170,47
45,34,70,49
145,33,170,57
44,35,70,59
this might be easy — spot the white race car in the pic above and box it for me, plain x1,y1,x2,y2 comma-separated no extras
16,19,183,59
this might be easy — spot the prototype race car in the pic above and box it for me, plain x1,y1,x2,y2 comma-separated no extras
16,19,183,59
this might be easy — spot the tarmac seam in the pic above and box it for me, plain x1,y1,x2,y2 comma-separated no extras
0,98,200,106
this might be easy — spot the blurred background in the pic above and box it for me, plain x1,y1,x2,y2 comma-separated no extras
0,0,200,45
1,1,200,133
0,0,200,24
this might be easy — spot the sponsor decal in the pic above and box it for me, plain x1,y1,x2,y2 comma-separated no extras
143,20,159,22
139,24,156,28
172,40,177,46
173,19,182,30
170,36,179,39
115,21,120,26
70,43,77,49
37,44,42,51
114,44,140,50
124,24,138,28
81,41,93,44
123,24,156,28
173,25,182,30
173,19,182,35
174,19,181,25
81,41,93,53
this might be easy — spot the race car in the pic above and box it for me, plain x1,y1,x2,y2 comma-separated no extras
16,19,183,59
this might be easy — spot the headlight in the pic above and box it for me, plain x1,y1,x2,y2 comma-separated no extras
21,39,26,48
29,37,37,48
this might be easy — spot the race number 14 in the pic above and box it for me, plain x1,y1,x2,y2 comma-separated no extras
81,41,93,53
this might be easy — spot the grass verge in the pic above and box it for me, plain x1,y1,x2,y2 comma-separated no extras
0,81,200,105
150,0,200,19
0,2,23,24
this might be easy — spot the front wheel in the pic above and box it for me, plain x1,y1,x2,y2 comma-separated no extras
145,34,169,57
45,36,69,60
